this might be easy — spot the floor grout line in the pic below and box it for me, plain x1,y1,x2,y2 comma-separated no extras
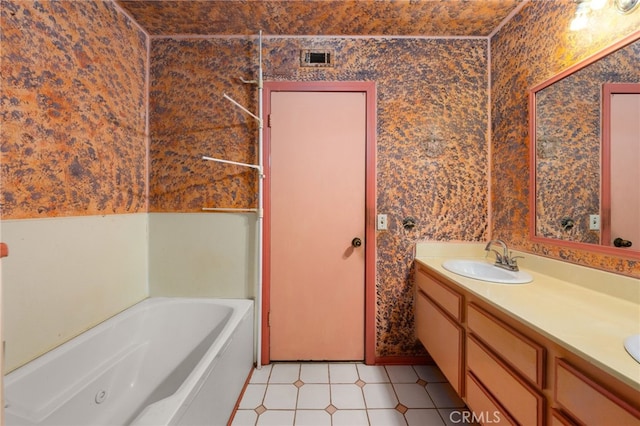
231,363,474,426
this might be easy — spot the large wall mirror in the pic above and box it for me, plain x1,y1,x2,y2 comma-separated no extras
529,31,640,259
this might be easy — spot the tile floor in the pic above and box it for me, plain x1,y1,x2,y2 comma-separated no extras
230,363,477,426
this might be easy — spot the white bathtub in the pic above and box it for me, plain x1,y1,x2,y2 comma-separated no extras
5,297,254,426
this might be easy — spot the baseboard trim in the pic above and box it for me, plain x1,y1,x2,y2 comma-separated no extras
373,355,433,365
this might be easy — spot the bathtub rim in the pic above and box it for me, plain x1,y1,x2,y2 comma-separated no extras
4,297,253,383
4,297,255,426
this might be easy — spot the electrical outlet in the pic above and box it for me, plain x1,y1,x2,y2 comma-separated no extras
377,214,388,230
589,214,600,231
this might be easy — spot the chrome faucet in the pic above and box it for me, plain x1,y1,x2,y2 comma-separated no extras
484,239,522,271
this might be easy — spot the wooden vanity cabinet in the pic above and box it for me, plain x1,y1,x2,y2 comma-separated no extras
554,358,640,425
414,261,640,426
467,303,545,426
550,409,577,426
466,371,517,425
467,303,545,387
415,264,464,394
467,333,544,426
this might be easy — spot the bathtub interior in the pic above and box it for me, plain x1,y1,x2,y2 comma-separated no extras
132,301,254,426
4,298,253,426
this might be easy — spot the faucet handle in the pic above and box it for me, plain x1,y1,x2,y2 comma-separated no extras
507,255,524,266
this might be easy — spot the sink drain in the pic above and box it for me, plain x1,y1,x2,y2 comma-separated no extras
95,390,108,404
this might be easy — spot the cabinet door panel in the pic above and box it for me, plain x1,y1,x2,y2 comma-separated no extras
415,290,464,394
467,336,544,426
466,372,517,425
555,359,640,425
468,303,544,387
550,409,578,426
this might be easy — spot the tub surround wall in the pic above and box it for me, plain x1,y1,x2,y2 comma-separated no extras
1,0,149,371
148,213,257,298
1,214,148,373
150,36,489,357
491,1,640,276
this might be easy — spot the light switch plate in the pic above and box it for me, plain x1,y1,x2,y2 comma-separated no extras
377,214,388,230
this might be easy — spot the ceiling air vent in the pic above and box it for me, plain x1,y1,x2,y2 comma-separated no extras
300,50,334,67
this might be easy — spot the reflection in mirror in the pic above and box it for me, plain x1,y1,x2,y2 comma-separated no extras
602,83,640,249
530,32,640,258
615,0,640,14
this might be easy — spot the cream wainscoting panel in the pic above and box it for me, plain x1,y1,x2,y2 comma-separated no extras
148,213,257,299
1,213,148,372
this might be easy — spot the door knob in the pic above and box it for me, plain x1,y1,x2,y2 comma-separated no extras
614,237,632,248
352,237,362,248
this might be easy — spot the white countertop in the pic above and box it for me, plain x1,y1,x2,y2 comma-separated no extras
414,242,640,390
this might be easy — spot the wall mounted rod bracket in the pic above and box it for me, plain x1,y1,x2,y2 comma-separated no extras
223,93,262,124
202,155,261,171
239,77,258,85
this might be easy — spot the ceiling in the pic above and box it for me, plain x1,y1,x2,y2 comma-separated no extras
116,0,525,37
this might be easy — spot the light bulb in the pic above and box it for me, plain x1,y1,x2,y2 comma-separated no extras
570,2,590,31
570,13,589,30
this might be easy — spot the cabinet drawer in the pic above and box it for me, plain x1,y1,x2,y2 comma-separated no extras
416,290,464,394
550,409,578,426
467,335,544,426
468,303,544,387
555,358,640,425
416,266,462,321
466,372,516,425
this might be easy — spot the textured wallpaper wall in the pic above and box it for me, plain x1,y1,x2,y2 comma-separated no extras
491,1,640,277
1,0,148,219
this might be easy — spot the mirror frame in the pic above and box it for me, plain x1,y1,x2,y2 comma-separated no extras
529,30,640,260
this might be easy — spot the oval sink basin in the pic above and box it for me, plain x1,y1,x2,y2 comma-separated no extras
442,259,533,284
624,334,640,363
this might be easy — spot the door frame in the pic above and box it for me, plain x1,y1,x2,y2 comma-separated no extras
601,83,640,247
261,81,377,365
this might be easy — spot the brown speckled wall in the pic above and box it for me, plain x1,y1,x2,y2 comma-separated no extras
148,39,259,211
149,36,489,357
117,0,521,37
1,0,148,219
491,1,640,276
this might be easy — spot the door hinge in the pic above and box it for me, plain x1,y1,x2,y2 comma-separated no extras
268,311,271,327
267,114,272,128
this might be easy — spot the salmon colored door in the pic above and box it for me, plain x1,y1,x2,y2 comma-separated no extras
609,92,640,247
602,83,640,249
268,90,366,361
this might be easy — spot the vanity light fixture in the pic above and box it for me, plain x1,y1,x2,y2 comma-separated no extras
569,0,632,31
571,0,639,30
615,0,640,13
570,0,591,31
